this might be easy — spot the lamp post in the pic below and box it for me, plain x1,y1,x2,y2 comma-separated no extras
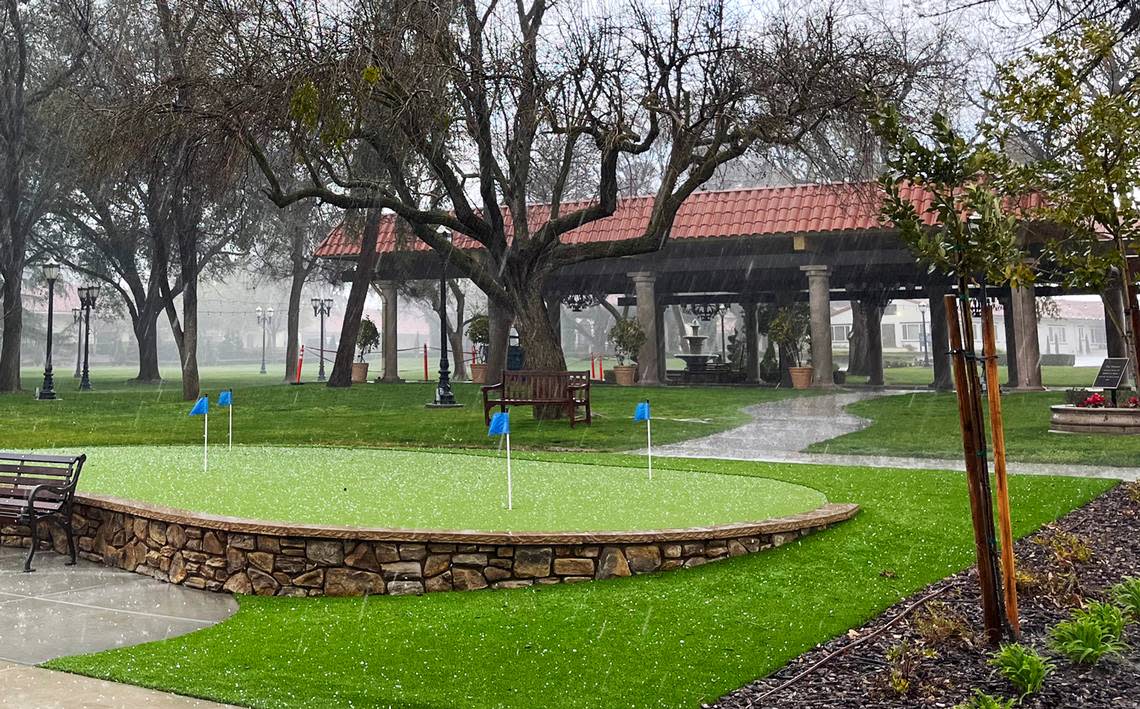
37,262,61,400
718,304,728,361
77,283,100,391
256,307,273,374
918,301,930,367
311,298,333,382
429,241,461,408
72,308,82,378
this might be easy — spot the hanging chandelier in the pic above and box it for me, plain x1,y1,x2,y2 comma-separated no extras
562,293,602,312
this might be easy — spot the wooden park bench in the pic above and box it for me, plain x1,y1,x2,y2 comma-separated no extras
0,452,86,572
482,370,592,427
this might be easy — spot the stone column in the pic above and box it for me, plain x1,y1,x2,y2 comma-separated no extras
928,284,953,391
801,266,835,388
1010,281,1044,390
630,271,660,385
743,302,759,383
379,280,402,383
1000,294,1019,388
1103,281,1127,358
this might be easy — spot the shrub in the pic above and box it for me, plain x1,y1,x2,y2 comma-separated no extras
1036,528,1092,564
768,304,811,367
608,318,645,366
913,601,975,647
356,317,381,362
1049,607,1128,665
466,314,490,364
955,690,1017,709
988,643,1052,698
1111,577,1140,622
1075,601,1127,639
883,640,936,697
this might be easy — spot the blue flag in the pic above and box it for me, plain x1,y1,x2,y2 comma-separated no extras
488,411,510,436
218,390,232,407
189,396,208,416
633,401,650,422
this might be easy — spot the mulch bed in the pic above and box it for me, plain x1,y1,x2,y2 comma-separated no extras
712,482,1140,708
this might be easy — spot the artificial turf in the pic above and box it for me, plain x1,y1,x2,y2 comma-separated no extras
811,391,1140,467
4,366,802,452
68,445,826,531
45,451,1114,709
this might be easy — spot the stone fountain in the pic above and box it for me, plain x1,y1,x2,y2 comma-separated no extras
676,320,718,372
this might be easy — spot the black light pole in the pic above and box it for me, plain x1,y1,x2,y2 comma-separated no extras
311,298,333,382
37,262,61,400
919,301,930,367
78,283,100,391
73,308,82,378
256,306,273,374
429,242,461,408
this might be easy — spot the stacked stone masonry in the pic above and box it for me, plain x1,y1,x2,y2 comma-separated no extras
1,496,858,597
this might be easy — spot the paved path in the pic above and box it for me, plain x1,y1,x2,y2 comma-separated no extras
0,545,237,707
652,390,1140,482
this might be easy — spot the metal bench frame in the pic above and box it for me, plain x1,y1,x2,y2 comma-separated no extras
0,452,86,572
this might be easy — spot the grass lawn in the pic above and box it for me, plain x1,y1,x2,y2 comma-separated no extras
46,451,1113,709
845,364,1101,388
68,445,825,531
5,366,801,452
810,391,1140,467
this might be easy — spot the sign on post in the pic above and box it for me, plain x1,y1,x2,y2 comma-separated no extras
1093,358,1129,390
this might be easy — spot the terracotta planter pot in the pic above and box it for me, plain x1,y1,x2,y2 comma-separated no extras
789,366,814,389
351,362,370,384
613,365,637,386
470,363,488,384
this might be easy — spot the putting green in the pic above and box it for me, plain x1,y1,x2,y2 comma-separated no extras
64,446,827,532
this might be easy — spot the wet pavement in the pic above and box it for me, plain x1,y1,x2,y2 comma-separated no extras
652,390,1140,482
0,544,237,707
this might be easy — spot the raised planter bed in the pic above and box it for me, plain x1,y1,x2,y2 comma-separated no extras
1049,405,1140,435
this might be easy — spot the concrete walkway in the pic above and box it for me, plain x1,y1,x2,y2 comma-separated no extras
0,545,237,707
652,390,1140,482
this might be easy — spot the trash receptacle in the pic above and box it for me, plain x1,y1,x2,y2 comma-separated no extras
506,329,525,370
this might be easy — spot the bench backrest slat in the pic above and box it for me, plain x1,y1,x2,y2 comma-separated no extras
500,371,588,401
0,453,85,502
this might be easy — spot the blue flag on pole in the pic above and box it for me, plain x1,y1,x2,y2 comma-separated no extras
488,411,510,436
633,401,651,421
189,396,208,416
218,390,232,407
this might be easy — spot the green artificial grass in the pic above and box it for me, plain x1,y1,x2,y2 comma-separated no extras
4,367,800,452
46,452,1114,709
810,391,1140,467
68,446,825,531
845,365,1102,388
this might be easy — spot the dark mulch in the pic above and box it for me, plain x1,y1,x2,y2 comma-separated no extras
712,482,1140,708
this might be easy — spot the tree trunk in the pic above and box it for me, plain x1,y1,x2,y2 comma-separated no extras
328,209,381,388
509,282,567,419
448,282,467,381
284,265,305,382
132,310,162,383
487,297,513,379
180,265,200,400
847,300,868,376
865,301,886,386
0,274,22,391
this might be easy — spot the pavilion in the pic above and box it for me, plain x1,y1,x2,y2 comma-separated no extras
315,181,1121,389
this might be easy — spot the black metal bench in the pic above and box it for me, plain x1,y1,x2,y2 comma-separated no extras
482,370,592,427
0,452,86,572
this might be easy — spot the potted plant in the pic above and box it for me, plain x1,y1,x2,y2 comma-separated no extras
608,318,645,386
467,314,490,384
769,305,812,389
352,316,380,383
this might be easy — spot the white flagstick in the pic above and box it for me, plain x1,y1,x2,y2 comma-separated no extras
647,415,652,481
505,431,513,510
203,411,209,472
228,402,233,450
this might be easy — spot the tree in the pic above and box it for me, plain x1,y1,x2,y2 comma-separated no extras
987,21,1140,387
201,0,915,408
0,0,90,391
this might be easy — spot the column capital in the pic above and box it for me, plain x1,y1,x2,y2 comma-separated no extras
628,271,656,284
800,264,830,277
377,280,398,292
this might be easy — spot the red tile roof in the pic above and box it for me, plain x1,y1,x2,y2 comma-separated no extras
314,181,957,258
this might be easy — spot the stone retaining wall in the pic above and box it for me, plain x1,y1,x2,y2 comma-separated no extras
1,495,858,597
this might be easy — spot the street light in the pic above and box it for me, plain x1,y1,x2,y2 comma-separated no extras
77,282,101,391
918,301,930,367
311,298,333,382
72,308,82,378
256,307,273,374
37,262,61,400
429,235,461,408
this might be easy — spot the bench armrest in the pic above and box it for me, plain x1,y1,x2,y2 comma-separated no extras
481,382,504,393
24,483,73,511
